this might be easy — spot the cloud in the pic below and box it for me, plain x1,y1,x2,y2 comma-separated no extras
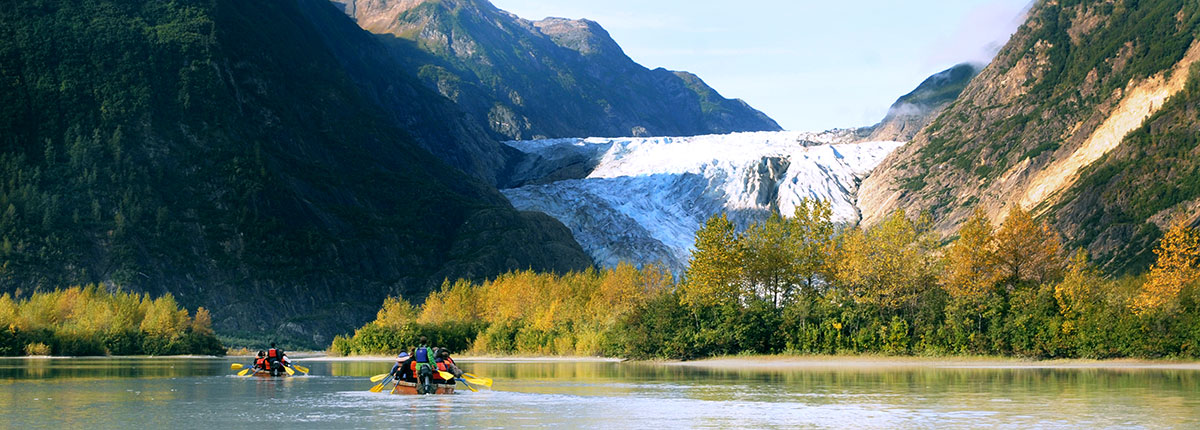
922,0,1033,67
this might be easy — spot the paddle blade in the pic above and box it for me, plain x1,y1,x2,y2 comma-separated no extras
369,382,385,393
437,370,455,381
370,373,389,383
237,368,251,376
464,376,492,387
230,363,244,370
284,365,295,376
293,364,310,374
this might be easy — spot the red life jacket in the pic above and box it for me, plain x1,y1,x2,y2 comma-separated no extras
409,361,417,373
267,348,280,361
255,358,267,369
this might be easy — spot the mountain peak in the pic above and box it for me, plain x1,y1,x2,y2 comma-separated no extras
532,17,625,57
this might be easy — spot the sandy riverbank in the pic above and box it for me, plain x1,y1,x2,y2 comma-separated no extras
656,355,1200,370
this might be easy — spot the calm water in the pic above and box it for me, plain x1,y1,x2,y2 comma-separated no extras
2,357,1199,429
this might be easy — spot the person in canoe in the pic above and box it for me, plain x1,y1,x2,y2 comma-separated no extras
253,351,269,372
266,342,290,376
413,336,436,394
390,351,416,383
436,349,464,380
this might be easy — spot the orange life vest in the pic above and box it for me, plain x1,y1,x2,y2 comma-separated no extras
267,348,280,360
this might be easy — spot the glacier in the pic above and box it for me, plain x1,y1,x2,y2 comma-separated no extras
501,131,904,274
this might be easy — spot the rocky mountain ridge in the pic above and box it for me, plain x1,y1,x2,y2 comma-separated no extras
330,0,782,141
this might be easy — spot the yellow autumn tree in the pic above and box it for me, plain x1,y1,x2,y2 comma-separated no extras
993,206,1063,287
192,307,214,336
740,214,800,307
419,279,484,324
834,210,935,312
680,213,745,308
1134,223,1200,314
0,293,15,329
1054,249,1102,319
374,296,418,329
791,197,835,294
941,209,1000,301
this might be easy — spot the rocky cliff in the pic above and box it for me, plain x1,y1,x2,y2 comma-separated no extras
330,0,782,141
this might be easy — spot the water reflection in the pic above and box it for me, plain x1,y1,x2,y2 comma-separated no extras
1,358,1199,429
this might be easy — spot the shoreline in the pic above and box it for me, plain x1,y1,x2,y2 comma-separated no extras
299,355,622,363
5,353,1199,369
652,354,1200,370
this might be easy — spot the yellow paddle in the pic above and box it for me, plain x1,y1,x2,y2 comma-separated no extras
369,375,393,393
462,373,493,387
437,370,455,381
230,363,244,370
284,364,295,376
455,377,478,392
238,368,253,376
290,364,310,374
370,373,390,383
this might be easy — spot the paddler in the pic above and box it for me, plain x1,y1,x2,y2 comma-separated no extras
413,336,436,394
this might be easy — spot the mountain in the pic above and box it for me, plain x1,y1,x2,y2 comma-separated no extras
862,63,981,142
501,132,903,273
859,0,1200,274
0,0,591,347
329,0,782,141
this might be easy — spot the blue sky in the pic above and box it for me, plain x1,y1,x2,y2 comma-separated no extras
490,0,1031,131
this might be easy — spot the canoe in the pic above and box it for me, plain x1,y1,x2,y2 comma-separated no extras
250,370,289,377
390,380,455,395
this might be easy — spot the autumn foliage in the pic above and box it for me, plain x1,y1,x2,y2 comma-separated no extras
338,199,1200,360
0,285,223,356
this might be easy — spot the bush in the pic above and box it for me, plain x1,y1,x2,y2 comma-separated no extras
24,342,50,356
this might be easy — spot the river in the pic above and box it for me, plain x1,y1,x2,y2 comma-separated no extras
2,357,1199,429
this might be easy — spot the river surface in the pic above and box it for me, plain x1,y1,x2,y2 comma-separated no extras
2,357,1199,429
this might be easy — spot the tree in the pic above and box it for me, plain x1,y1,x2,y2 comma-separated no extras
680,213,745,308
374,296,418,329
192,307,214,336
1134,223,1200,314
790,198,835,294
740,214,799,307
993,207,1063,287
942,209,1000,301
833,210,935,314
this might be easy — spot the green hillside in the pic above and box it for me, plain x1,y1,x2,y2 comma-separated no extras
0,0,591,347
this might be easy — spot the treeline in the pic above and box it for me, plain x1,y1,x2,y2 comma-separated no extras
0,285,224,356
335,199,1200,359
330,264,672,356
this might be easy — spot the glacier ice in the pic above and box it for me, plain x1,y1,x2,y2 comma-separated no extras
502,131,904,274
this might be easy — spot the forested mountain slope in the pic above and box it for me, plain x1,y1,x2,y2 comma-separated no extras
0,0,591,346
859,0,1200,274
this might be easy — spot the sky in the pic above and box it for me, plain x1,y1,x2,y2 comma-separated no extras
490,0,1032,131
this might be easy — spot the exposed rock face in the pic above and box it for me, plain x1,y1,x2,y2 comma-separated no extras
858,0,1200,274
329,0,781,142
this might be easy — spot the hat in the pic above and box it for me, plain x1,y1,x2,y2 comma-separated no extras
396,352,409,360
